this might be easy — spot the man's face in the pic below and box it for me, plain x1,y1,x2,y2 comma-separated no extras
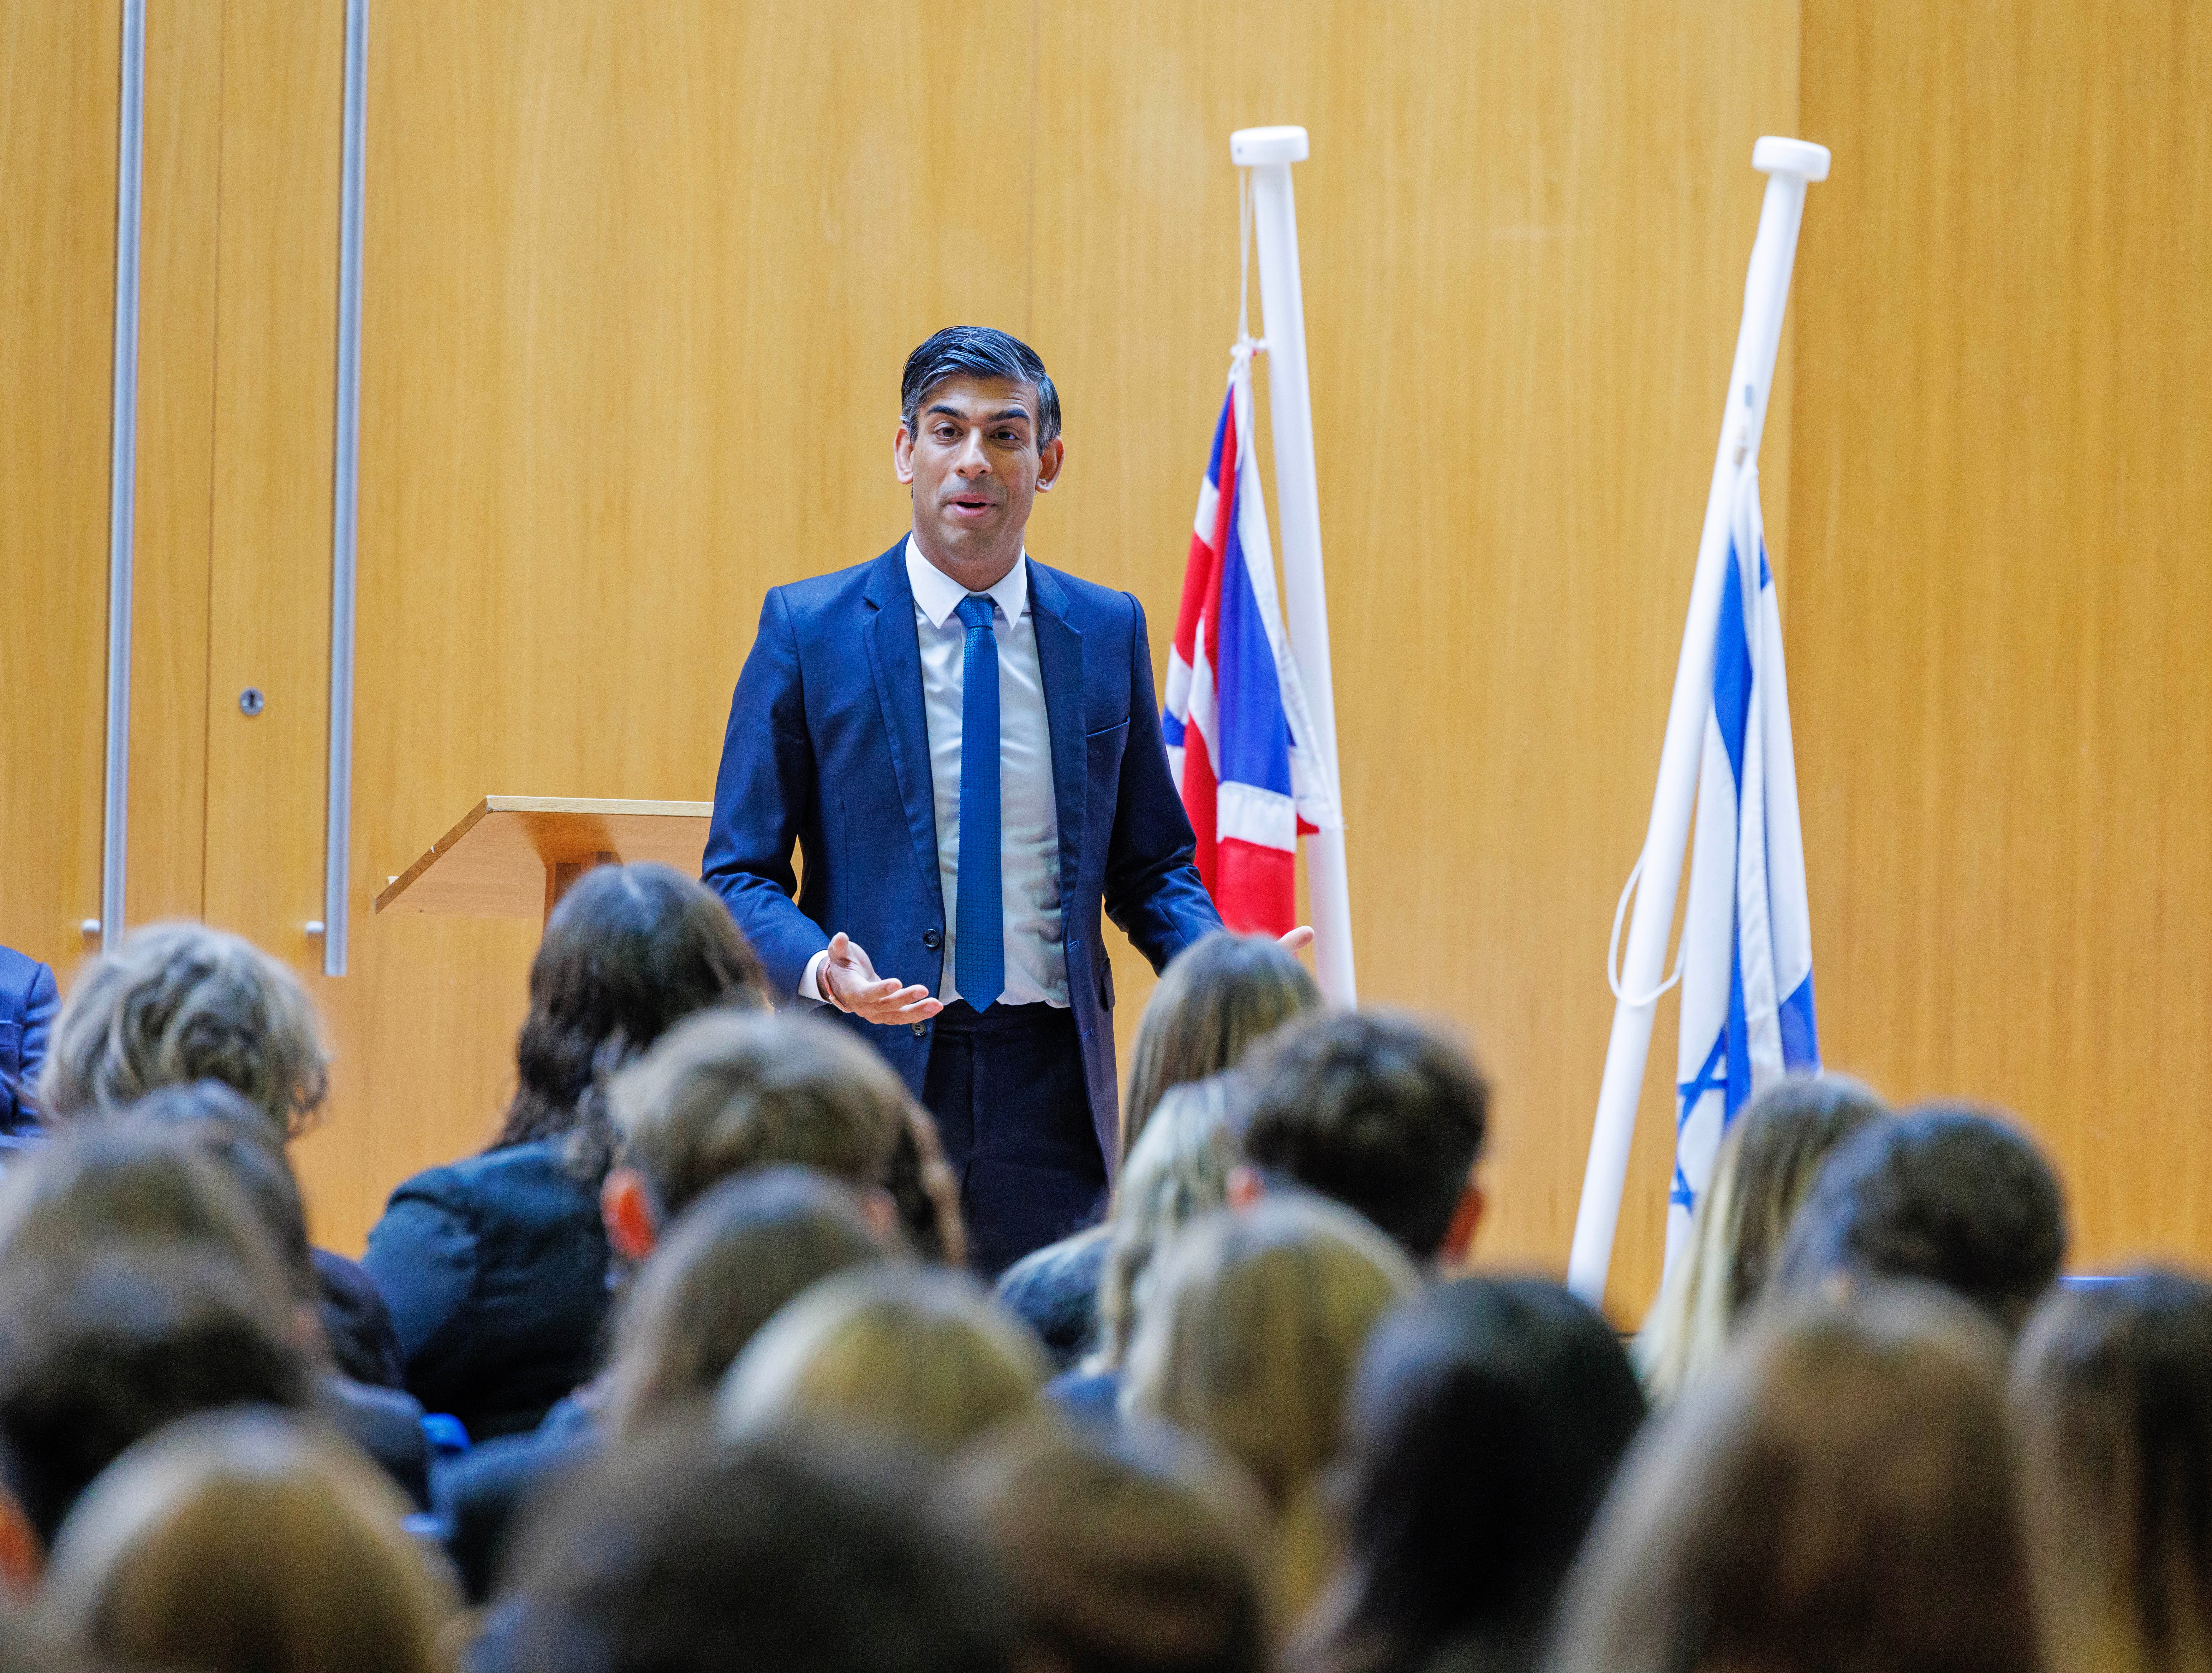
895,375,1064,572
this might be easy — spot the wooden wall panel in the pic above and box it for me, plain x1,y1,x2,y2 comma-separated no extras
1034,0,1800,1316
289,0,1037,1248
1792,2,2212,1272
0,5,118,972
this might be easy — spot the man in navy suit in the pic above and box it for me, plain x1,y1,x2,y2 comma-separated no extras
706,327,1297,1274
0,944,57,1134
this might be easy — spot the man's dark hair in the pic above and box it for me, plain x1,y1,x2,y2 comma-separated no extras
480,1428,1016,1673
1240,1012,1489,1261
1775,1104,2067,1333
901,328,1060,447
0,1250,313,1545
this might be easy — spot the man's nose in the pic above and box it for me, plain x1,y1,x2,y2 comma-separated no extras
953,429,992,475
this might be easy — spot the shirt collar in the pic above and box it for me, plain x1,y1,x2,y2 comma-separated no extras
905,533,1028,629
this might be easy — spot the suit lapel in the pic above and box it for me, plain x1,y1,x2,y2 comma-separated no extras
1028,559,1087,913
861,543,946,920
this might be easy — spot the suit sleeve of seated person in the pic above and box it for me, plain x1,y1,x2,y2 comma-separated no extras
703,327,1222,1276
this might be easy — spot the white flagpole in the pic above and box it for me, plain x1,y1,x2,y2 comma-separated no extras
1566,137,1830,1308
1232,124,1356,1006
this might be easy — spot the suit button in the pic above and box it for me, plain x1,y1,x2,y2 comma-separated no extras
911,1022,927,1036
922,928,943,950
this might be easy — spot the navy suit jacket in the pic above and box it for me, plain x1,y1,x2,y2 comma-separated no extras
0,946,58,1133
703,538,1221,1171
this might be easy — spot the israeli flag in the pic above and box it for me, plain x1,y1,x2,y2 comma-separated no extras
1668,463,1819,1272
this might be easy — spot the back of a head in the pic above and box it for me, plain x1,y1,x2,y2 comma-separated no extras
1547,1284,2041,1673
1092,1074,1245,1373
609,1008,908,1219
1122,1196,1420,1509
0,1251,312,1547
1122,933,1322,1161
0,1120,291,1302
2011,1270,2212,1673
600,1166,891,1437
1240,1012,1488,1262
1304,1278,1645,1673
499,863,770,1150
717,1263,1045,1458
121,1083,317,1303
953,1425,1270,1673
37,922,327,1140
38,1409,454,1673
1775,1103,2066,1334
1636,1073,1887,1404
486,1426,1016,1673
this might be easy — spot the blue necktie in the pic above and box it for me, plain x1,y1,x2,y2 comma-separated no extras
953,594,1004,1009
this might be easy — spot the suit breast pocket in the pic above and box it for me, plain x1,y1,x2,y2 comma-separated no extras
1085,717,1130,782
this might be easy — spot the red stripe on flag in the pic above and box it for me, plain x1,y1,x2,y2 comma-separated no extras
1215,838,1295,937
1182,727,1219,896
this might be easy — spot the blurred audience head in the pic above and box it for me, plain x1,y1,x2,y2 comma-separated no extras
498,862,769,1157
2010,1270,2212,1673
1090,1073,1245,1375
483,1427,1017,1673
39,923,327,1141
1775,1103,2066,1334
1637,1072,1887,1403
1123,933,1321,1162
599,1166,891,1439
600,1009,909,1264
887,1101,968,1266
1297,1277,1645,1673
1235,1012,1488,1265
0,1120,289,1300
38,1409,454,1673
122,1082,317,1307
717,1264,1045,1458
0,1250,311,1558
953,1424,1271,1673
1122,1196,1417,1614
1547,1284,2039,1673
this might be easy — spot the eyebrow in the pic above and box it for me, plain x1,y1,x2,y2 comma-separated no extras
925,403,1032,424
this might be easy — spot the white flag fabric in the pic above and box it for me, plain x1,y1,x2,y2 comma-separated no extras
1668,462,1820,1273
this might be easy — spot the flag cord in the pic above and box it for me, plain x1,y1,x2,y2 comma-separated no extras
1608,851,1688,1006
1236,170,1265,365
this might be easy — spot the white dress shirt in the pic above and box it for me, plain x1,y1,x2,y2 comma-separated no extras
804,535,1069,1009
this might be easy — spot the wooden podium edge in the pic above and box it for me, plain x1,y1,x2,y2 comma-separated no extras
372,795,719,917
373,796,494,914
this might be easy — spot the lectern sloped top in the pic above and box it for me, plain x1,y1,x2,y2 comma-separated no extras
374,796,715,920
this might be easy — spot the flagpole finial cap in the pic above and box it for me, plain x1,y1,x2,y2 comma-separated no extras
1752,136,1830,182
1231,126,1309,167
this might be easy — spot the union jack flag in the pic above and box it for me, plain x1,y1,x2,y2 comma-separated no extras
1161,356,1338,935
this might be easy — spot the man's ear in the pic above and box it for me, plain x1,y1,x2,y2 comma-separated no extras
601,1167,659,1265
1226,1164,1265,1211
1035,434,1066,492
893,422,916,485
1439,1173,1486,1268
0,1484,41,1596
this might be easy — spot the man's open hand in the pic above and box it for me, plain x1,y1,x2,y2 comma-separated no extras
820,931,945,1025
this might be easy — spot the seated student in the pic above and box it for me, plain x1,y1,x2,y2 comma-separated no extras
363,863,769,1439
596,1007,910,1270
0,944,57,1136
0,1250,314,1581
438,1167,892,1602
1772,1103,2066,1335
718,1264,1046,1459
1121,1196,1419,1617
1049,1073,1245,1420
2010,1270,2212,1672
1546,1285,2043,1673
996,933,1319,1366
124,1085,434,1507
952,1425,1272,1673
1292,1278,1646,1673
474,1428,1019,1673
32,922,394,1381
38,1409,456,1673
1635,1073,1887,1404
1231,1012,1488,1269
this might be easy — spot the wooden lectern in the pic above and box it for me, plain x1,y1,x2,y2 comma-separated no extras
374,797,715,924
